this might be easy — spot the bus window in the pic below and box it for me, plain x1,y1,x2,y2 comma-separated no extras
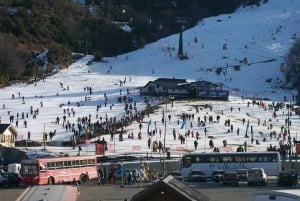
248,156,257,162
234,157,245,162
208,156,218,163
259,156,268,162
195,156,201,163
47,162,55,170
182,156,192,168
270,155,278,162
64,161,71,168
88,159,95,166
55,161,63,169
40,163,47,172
72,160,80,167
80,159,87,167
222,156,232,163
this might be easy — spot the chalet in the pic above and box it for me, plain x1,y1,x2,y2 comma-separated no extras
131,175,210,201
140,78,229,100
140,78,189,97
189,80,229,100
0,124,18,147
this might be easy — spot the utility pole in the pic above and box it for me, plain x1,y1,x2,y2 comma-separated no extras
43,123,46,150
85,39,88,55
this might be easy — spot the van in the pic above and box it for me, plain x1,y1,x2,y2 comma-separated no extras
253,190,300,201
247,168,267,186
7,163,21,174
277,171,295,186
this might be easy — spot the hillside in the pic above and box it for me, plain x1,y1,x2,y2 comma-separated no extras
0,0,299,161
0,0,263,84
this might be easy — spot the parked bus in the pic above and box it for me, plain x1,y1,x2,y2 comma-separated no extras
253,190,300,201
20,155,98,185
15,185,79,201
180,152,281,178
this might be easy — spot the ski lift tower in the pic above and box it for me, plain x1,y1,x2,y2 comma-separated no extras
176,17,188,59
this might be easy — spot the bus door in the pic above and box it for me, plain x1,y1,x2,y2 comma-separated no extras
39,162,48,184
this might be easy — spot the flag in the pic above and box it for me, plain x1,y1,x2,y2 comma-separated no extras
180,119,186,129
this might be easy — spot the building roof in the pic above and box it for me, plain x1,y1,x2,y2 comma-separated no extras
131,175,210,201
0,124,18,137
149,78,188,89
0,124,11,133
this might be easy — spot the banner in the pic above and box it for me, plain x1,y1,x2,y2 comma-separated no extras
296,143,300,154
95,143,105,155
180,119,186,129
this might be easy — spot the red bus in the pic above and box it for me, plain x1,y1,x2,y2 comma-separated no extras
20,155,98,185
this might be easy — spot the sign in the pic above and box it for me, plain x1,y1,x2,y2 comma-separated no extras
296,143,300,154
95,143,105,155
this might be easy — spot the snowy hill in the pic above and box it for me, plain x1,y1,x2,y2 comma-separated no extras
90,0,299,99
0,0,299,157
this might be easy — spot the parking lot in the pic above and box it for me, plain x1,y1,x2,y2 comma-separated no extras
0,177,298,201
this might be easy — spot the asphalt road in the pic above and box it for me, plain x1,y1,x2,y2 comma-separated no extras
0,179,297,201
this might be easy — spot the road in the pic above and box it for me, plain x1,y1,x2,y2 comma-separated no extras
0,179,297,201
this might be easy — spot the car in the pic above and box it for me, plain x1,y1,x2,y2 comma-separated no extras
0,174,9,186
0,172,21,186
222,171,239,186
247,168,267,186
168,171,184,181
211,170,225,183
277,171,295,187
236,169,248,181
187,170,208,182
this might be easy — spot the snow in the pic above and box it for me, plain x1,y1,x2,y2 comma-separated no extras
0,0,299,158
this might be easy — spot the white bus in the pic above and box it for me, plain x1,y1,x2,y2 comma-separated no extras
180,152,281,178
253,190,300,201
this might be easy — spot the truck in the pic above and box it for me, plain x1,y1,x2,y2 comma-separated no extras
7,163,21,174
253,190,300,201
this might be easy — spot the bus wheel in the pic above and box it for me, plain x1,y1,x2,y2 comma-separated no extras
79,174,87,184
48,177,55,185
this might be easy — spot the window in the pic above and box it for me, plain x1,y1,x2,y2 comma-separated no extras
222,156,232,163
235,157,246,162
40,163,47,172
55,161,63,169
248,156,258,162
47,162,56,170
72,160,80,167
148,86,154,92
195,156,201,163
208,156,218,163
88,159,95,166
182,156,192,168
64,161,71,168
21,164,39,174
80,159,87,167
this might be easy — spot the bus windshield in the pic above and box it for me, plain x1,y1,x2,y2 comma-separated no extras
21,163,39,175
